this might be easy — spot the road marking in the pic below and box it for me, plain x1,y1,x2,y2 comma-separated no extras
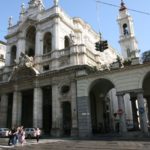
0,145,14,148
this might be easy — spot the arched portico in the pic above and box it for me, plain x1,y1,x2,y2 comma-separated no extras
89,78,115,134
143,71,150,127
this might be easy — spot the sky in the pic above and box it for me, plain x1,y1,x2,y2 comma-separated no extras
0,0,150,55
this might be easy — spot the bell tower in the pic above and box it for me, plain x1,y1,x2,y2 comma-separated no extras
117,0,139,60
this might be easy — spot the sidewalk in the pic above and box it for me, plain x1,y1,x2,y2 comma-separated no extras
0,138,65,149
0,135,150,149
0,137,150,150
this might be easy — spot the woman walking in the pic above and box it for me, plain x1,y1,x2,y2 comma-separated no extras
35,128,41,143
18,126,26,146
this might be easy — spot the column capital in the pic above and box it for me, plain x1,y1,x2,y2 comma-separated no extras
34,80,40,88
13,85,19,92
116,91,124,96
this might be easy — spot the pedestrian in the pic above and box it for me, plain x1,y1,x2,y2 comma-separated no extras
8,128,13,146
113,113,120,133
8,127,17,146
18,126,26,146
35,128,41,143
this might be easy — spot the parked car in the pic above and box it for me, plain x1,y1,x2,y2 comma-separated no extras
0,128,9,137
24,128,36,138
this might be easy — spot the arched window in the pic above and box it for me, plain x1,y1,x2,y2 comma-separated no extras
43,32,52,54
10,45,17,65
127,48,131,57
123,24,129,35
26,26,36,57
64,36,70,48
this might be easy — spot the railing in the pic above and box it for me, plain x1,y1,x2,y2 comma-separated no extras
42,52,52,60
42,48,70,60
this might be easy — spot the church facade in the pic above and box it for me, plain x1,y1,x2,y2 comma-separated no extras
0,41,6,68
0,0,150,137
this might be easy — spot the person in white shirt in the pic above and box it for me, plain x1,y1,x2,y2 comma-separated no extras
35,128,41,143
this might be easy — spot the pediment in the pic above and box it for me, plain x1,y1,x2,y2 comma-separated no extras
18,17,38,32
9,53,39,81
9,66,38,81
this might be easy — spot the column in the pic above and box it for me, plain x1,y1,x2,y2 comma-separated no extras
51,17,60,70
12,91,22,127
71,81,78,136
137,92,148,133
0,94,8,127
52,18,60,51
51,84,62,137
145,96,150,124
35,30,42,56
5,45,11,66
17,37,25,61
117,93,127,133
130,97,139,130
33,87,43,128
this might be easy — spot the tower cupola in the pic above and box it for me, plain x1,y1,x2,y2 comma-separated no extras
117,0,139,60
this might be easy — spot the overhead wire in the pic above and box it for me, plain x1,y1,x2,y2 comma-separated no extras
96,0,150,16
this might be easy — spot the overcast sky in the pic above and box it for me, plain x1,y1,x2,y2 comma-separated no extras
0,0,149,55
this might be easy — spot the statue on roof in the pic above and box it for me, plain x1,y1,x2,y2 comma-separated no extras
54,0,59,6
28,0,44,9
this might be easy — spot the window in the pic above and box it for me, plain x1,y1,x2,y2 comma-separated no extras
123,24,129,35
127,48,131,57
26,26,36,57
43,32,52,54
10,45,17,65
64,36,70,48
0,54,4,59
43,65,49,71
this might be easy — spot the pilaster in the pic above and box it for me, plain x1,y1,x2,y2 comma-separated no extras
77,96,92,137
51,84,63,137
52,17,60,51
70,81,78,136
35,29,42,56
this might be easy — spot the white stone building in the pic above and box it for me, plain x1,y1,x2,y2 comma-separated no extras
0,0,150,138
0,41,6,68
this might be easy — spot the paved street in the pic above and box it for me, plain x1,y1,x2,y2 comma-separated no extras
0,138,150,150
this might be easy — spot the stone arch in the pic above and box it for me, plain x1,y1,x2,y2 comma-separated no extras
142,71,150,125
89,78,115,93
89,78,116,134
138,69,150,89
64,36,70,48
43,32,52,54
25,26,36,57
10,45,17,65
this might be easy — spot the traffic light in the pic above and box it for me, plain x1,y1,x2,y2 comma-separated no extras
95,42,100,51
101,40,108,51
95,40,108,52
